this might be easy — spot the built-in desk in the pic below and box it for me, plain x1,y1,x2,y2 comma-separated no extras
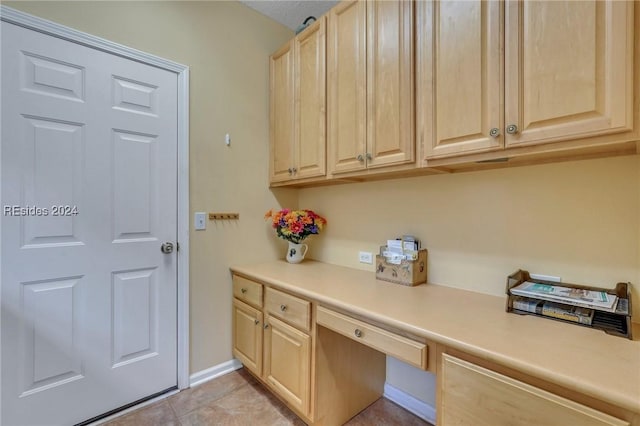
230,260,640,426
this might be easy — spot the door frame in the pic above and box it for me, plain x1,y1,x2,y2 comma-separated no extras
0,3,191,399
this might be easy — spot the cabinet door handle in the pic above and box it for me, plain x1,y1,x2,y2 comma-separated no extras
264,323,269,329
357,154,364,162
506,124,518,134
489,128,500,138
292,167,297,174
254,319,260,325
366,153,372,161
354,329,363,338
241,288,247,294
280,304,287,312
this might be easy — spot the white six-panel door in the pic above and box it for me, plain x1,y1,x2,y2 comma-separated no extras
1,22,178,425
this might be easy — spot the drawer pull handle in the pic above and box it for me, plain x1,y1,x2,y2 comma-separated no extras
264,324,269,329
254,319,260,325
354,329,363,338
280,304,287,312
241,288,247,294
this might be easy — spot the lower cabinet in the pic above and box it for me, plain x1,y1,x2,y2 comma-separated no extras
264,314,311,415
232,298,263,376
232,277,313,420
440,353,629,426
233,274,637,426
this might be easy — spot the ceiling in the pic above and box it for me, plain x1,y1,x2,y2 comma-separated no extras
239,0,338,31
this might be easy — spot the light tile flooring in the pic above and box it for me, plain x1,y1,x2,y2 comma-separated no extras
103,368,432,426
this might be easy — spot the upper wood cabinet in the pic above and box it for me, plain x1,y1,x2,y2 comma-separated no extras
418,0,635,161
417,1,504,159
270,18,326,184
504,1,634,148
328,0,414,175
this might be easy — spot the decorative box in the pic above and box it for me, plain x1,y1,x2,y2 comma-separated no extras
375,249,428,286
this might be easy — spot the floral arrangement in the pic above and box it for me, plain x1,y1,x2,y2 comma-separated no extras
265,208,327,244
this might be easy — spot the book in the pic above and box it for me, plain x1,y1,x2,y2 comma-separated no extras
541,301,594,325
510,281,618,312
512,296,543,314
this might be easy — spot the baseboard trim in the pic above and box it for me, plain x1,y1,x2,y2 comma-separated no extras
383,383,437,425
189,359,243,388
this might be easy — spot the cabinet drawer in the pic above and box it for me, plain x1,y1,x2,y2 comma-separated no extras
265,287,311,332
441,354,629,426
233,275,263,308
316,306,427,370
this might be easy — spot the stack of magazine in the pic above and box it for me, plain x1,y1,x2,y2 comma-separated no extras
510,281,621,326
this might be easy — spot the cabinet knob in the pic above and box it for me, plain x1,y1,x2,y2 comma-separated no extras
288,168,293,175
354,329,363,338
506,124,518,134
280,304,287,312
292,167,297,173
241,288,247,294
264,324,269,329
357,154,364,162
489,128,500,138
254,319,260,325
366,153,372,160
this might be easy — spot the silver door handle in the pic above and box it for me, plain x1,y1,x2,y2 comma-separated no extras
161,242,174,254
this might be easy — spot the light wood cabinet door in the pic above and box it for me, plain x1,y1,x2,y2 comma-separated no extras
328,0,415,174
327,0,367,174
232,298,263,377
418,0,503,160
504,1,634,147
264,315,311,417
440,354,629,426
295,18,326,180
269,41,294,183
366,0,414,168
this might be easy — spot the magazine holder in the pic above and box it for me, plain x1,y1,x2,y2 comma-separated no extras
506,270,633,339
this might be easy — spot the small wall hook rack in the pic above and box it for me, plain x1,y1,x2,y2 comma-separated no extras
209,212,239,220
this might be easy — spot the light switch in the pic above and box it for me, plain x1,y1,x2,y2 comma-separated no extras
194,212,206,230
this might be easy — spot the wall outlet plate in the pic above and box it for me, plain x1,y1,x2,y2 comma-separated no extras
359,251,373,264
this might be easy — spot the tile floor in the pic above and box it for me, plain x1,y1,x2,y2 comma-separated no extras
102,368,432,426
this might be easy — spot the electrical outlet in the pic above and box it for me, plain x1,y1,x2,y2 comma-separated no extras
359,251,373,264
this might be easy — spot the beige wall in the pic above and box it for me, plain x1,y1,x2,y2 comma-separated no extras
5,1,297,374
300,155,640,320
6,1,639,388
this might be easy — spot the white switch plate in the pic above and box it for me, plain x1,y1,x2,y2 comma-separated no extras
194,212,206,230
359,251,373,264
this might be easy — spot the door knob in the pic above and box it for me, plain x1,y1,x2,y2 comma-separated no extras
489,128,500,138
160,242,174,254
